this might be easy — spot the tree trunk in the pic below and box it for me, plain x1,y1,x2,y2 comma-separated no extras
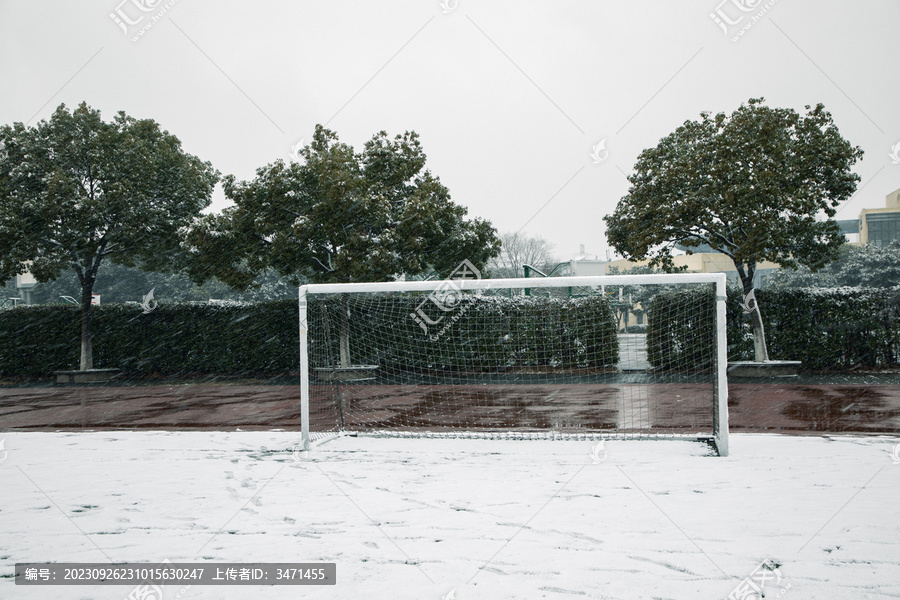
339,293,351,368
80,279,95,371
737,262,769,362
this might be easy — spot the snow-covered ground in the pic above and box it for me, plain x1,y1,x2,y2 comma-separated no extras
1,432,899,599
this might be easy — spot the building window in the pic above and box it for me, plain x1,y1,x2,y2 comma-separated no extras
867,213,900,247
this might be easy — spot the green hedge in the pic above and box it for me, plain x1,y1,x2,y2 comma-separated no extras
747,288,900,370
647,287,900,372
0,294,619,377
646,288,717,372
309,294,619,372
0,301,299,377
8,287,897,377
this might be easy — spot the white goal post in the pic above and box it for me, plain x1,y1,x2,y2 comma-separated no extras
298,273,729,456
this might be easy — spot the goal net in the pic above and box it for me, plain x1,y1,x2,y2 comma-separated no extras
298,271,729,455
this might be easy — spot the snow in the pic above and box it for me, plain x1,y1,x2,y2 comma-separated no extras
1,432,899,599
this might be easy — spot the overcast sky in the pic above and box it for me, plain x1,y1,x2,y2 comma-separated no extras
1,0,897,262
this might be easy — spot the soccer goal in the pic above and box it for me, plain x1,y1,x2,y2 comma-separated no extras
298,271,729,456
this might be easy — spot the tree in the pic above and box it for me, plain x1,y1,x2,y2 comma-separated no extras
186,124,500,367
769,239,900,289
0,103,218,370
604,98,863,361
488,231,557,278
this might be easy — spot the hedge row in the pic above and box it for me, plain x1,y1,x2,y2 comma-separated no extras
7,287,894,377
646,288,717,372
742,288,900,370
310,294,619,372
0,301,299,377
0,294,619,377
647,287,900,372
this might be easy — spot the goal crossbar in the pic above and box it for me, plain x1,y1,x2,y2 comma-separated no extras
298,273,730,456
302,273,726,294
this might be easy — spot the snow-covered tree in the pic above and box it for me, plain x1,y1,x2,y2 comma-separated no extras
186,125,500,366
0,103,218,370
605,98,863,361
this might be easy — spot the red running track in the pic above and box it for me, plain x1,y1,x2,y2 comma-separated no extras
1,382,899,434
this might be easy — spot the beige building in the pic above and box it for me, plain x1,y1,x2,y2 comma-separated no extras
602,253,781,288
859,188,900,247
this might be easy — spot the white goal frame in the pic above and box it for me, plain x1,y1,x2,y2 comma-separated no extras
298,273,729,456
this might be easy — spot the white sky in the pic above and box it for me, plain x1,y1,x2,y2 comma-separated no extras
1,0,898,262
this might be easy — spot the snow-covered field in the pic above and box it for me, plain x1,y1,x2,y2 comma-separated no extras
2,432,899,599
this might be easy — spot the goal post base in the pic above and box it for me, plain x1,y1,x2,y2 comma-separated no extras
328,430,728,456
727,361,801,377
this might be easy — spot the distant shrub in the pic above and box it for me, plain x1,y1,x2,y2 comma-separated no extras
647,287,900,372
